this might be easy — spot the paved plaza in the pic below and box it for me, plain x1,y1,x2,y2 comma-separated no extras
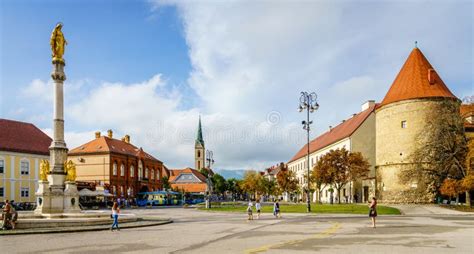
1,206,473,254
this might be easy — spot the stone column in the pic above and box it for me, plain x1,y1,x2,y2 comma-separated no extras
48,60,68,214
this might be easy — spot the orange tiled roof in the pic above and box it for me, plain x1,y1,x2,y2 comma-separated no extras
169,167,207,183
380,48,457,107
460,104,474,118
0,119,52,156
69,135,161,162
170,183,207,193
288,104,376,163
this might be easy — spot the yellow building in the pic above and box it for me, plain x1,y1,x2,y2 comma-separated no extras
0,119,52,203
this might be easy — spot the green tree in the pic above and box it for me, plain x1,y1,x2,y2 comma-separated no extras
211,173,227,195
162,176,171,190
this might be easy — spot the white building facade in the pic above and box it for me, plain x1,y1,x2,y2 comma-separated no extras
288,101,377,203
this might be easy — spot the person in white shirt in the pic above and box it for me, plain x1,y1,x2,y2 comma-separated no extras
255,201,262,219
247,201,253,220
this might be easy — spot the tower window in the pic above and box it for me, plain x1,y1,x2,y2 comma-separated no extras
198,150,201,158
401,120,407,128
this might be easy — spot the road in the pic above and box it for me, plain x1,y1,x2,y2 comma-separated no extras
1,207,473,254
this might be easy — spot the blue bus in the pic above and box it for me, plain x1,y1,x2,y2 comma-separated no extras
137,191,183,206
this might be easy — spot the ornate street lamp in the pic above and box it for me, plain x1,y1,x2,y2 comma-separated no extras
205,150,215,209
298,91,319,213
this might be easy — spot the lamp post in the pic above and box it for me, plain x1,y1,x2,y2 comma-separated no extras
205,150,215,209
298,91,319,213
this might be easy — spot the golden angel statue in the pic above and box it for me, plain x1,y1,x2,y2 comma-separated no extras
64,160,77,182
39,160,50,181
50,22,67,63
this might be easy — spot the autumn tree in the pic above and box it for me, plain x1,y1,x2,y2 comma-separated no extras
439,178,463,203
311,157,332,203
240,170,264,199
261,177,278,198
276,169,298,199
320,148,370,204
400,100,468,200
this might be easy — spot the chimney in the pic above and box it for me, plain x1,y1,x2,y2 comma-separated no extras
124,135,130,143
329,126,333,131
107,129,113,138
361,100,375,112
95,131,101,139
428,69,436,84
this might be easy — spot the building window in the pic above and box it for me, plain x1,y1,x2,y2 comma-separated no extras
145,167,149,178
120,186,124,196
0,159,4,174
0,187,3,197
157,169,160,179
112,186,116,195
21,187,29,197
401,120,407,128
20,160,29,175
130,165,135,177
113,162,118,176
120,164,125,177
138,161,143,179
198,150,201,158
151,169,154,180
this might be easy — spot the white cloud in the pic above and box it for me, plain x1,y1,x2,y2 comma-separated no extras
16,1,472,171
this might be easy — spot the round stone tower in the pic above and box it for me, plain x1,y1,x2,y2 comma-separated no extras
375,47,459,203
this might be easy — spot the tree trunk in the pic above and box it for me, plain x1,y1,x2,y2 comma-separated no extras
467,191,471,207
337,189,341,204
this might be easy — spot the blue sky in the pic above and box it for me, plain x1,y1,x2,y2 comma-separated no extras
0,0,472,169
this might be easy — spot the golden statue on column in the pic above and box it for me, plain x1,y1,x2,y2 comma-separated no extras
50,22,67,63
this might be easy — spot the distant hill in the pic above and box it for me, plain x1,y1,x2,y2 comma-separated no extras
213,169,246,180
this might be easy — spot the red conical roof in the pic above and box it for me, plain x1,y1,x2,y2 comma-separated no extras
380,48,457,107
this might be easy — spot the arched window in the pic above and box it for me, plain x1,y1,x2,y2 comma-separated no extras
145,167,149,178
113,162,118,176
151,169,154,180
157,169,160,179
198,150,201,157
138,161,143,180
130,165,135,177
120,164,125,177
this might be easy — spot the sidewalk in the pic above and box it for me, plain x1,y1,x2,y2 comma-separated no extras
390,204,472,215
0,217,172,235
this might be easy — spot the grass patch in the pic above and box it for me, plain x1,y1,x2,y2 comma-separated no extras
199,203,400,215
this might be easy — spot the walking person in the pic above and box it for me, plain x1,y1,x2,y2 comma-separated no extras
255,200,261,219
368,197,377,228
111,201,120,231
1,200,12,230
273,200,280,218
246,201,253,221
9,204,18,230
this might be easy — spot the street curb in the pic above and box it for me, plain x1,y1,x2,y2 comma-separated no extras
0,219,173,236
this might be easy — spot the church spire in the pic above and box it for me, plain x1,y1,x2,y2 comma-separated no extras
196,115,204,146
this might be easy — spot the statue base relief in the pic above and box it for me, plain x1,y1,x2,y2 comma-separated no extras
63,181,81,214
34,180,52,215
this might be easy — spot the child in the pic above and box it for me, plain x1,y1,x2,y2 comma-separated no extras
247,201,253,220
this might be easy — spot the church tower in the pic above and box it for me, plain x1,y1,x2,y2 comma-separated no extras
195,116,206,170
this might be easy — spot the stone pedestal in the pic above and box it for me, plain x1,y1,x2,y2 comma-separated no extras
63,181,81,213
48,173,66,214
35,181,52,215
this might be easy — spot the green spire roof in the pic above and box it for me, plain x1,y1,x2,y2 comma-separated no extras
196,115,204,146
